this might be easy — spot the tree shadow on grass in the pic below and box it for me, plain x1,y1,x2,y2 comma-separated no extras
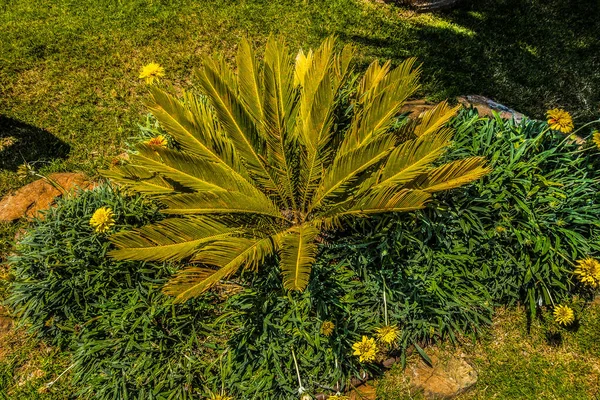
0,116,70,172
335,0,600,119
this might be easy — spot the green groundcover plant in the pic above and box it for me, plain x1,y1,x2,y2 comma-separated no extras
7,186,222,398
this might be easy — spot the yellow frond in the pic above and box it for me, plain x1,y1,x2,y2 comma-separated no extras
160,191,285,220
409,157,491,192
374,128,453,188
413,101,461,138
324,188,430,218
280,224,319,291
109,217,236,262
236,38,264,123
339,58,421,155
165,235,279,302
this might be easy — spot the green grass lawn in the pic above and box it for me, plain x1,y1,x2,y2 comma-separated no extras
1,0,599,197
377,305,600,400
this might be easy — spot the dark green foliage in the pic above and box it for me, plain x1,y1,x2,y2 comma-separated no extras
8,185,165,344
446,111,600,311
345,110,600,319
72,288,220,399
217,263,376,399
7,185,221,399
215,239,492,399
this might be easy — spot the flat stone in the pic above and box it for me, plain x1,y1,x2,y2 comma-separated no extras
0,173,94,222
348,382,377,400
400,99,437,118
457,95,525,123
404,351,477,399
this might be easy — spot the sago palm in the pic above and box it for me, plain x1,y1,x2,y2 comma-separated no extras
104,37,490,303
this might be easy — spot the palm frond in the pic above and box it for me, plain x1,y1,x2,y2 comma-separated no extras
236,38,264,124
164,235,278,303
109,217,236,262
323,188,430,219
129,145,254,193
408,156,491,192
280,224,319,291
160,191,285,220
413,101,461,137
311,134,396,211
296,38,355,210
373,128,453,188
100,165,174,195
197,57,284,199
262,37,299,209
356,60,391,100
338,58,421,155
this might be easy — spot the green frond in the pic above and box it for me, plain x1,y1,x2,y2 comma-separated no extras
100,165,174,195
164,235,278,303
324,188,430,218
413,101,461,137
280,224,319,291
236,38,264,124
146,88,218,159
356,60,391,100
262,37,299,209
109,217,236,262
197,57,285,199
338,58,421,155
296,36,354,211
374,128,453,188
160,191,285,220
163,266,237,302
129,145,255,193
408,156,491,192
311,134,396,211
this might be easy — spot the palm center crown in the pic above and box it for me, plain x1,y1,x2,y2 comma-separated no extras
105,37,490,303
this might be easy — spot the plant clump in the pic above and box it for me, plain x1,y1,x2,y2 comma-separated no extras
105,36,490,304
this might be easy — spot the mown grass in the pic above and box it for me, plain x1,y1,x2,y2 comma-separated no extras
378,304,600,400
1,0,599,197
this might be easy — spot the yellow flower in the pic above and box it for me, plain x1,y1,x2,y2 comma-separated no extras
89,207,115,233
574,257,600,288
209,394,233,400
546,108,574,133
553,305,575,326
327,395,350,400
592,131,600,149
139,62,165,84
321,320,335,337
146,135,168,148
352,336,377,363
375,325,399,344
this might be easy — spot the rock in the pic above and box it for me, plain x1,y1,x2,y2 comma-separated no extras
457,95,525,123
404,350,477,399
0,316,12,337
0,173,94,222
400,99,437,118
0,306,13,339
348,382,377,400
